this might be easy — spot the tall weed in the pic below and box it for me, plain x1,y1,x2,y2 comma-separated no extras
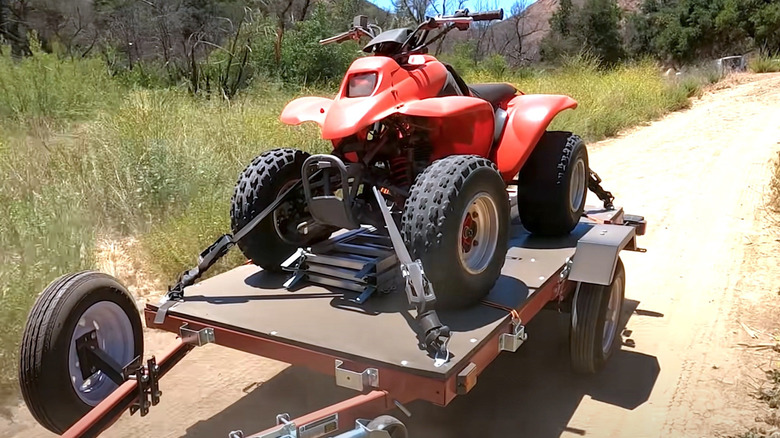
467,56,692,141
0,50,120,126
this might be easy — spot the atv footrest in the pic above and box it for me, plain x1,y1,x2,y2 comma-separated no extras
281,227,399,303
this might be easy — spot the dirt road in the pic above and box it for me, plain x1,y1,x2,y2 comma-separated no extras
3,73,780,438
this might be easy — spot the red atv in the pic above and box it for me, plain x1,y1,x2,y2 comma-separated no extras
151,8,615,359
229,10,600,309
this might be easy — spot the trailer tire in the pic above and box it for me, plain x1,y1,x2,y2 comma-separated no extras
570,259,625,374
401,155,509,309
19,271,143,434
517,131,588,236
231,148,334,271
367,415,408,438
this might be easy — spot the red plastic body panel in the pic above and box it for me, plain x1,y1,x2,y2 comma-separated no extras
281,55,449,140
398,96,495,159
494,94,578,180
279,96,333,128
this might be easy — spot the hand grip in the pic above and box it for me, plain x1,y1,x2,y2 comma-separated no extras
470,9,503,21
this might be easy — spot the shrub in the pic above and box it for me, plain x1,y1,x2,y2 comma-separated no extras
749,56,780,73
0,49,121,126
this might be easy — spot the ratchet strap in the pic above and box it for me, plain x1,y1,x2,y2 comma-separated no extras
371,186,451,366
154,180,304,324
480,299,520,322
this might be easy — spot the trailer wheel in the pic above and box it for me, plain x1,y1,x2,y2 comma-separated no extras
231,148,334,271
402,155,509,309
367,415,408,438
570,259,625,374
19,271,143,434
517,131,588,236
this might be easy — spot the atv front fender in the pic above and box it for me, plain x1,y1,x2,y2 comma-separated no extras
493,94,578,181
280,96,334,128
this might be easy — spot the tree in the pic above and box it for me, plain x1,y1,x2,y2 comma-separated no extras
579,0,624,65
718,0,780,56
0,0,32,57
550,0,573,36
541,0,625,65
392,0,435,24
501,0,543,65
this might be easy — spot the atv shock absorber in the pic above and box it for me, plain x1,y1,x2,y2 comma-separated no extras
389,154,410,188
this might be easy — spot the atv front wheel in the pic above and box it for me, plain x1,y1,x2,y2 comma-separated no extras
401,155,509,309
517,131,588,236
231,148,334,271
19,271,143,434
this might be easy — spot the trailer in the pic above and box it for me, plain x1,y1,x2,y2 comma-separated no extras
17,192,645,438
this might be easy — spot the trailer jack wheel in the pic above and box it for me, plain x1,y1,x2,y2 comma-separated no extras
18,271,144,434
569,259,625,374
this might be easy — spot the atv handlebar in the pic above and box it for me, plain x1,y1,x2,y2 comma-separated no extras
319,9,503,49
468,9,504,21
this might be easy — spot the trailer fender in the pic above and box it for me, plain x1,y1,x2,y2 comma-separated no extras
280,96,334,129
568,224,637,286
493,94,578,181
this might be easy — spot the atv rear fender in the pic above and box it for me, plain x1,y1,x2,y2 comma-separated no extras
493,94,578,181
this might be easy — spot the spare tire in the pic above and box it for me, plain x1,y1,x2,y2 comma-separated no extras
19,271,143,434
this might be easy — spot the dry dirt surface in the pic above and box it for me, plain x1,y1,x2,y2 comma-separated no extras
2,73,780,438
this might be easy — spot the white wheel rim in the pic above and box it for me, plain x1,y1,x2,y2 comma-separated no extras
601,275,623,355
68,301,136,406
458,192,500,275
569,158,586,213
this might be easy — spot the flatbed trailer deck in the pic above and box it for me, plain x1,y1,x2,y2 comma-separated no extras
58,206,643,438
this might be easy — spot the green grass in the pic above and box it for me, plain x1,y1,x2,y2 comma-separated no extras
0,50,718,404
749,55,780,73
463,57,696,141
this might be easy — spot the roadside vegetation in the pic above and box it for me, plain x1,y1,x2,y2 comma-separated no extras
751,56,780,74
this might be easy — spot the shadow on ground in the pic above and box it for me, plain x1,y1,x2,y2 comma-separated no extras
183,301,660,438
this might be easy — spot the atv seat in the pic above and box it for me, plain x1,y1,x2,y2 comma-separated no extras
468,83,518,109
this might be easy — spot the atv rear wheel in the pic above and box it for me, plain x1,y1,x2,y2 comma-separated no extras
517,131,588,236
401,155,509,309
231,148,334,271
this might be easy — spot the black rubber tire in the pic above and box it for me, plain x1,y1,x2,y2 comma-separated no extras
18,271,143,434
570,259,625,374
367,415,408,438
517,131,589,236
401,155,509,309
230,148,332,271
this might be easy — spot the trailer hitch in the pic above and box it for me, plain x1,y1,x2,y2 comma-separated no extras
371,187,451,365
